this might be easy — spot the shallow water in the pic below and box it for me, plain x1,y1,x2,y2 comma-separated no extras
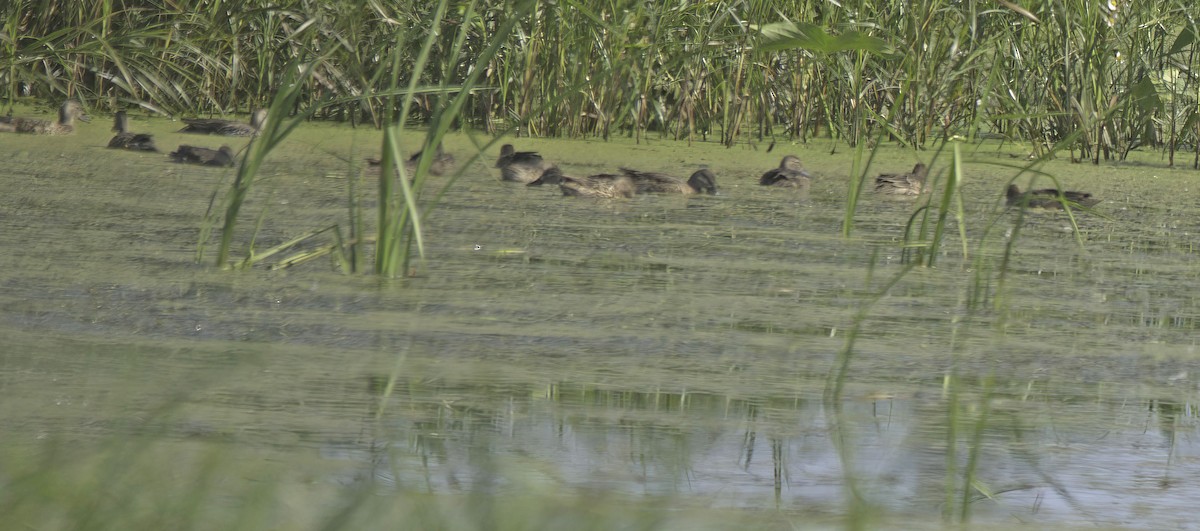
1,114,1199,528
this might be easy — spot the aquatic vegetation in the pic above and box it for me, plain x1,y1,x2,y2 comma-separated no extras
2,124,1198,529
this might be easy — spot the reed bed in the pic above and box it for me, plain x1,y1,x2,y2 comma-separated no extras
3,1,1199,161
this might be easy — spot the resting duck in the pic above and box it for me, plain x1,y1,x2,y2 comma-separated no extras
620,168,718,195
169,145,236,167
760,155,811,188
1006,184,1099,209
496,144,560,184
107,111,158,152
0,100,90,135
874,163,929,196
533,171,636,198
179,108,266,136
367,143,456,176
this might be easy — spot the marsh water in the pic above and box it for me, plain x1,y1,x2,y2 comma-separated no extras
2,113,1200,529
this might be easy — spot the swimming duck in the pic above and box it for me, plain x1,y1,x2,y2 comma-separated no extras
496,144,559,184
1006,184,1099,209
169,145,236,167
407,144,456,176
874,163,929,196
107,111,158,152
0,100,90,135
534,171,635,198
179,108,266,136
367,143,456,176
760,155,811,188
620,168,718,195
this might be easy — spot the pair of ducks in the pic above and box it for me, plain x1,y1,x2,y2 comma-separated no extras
497,144,718,198
870,162,1097,209
111,110,260,167
726,154,925,194
110,109,266,167
169,108,267,167
760,157,926,195
757,156,924,193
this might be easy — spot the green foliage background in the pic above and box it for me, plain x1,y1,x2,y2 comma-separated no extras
4,0,1200,161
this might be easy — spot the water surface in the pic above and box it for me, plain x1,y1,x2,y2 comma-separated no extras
1,117,1198,529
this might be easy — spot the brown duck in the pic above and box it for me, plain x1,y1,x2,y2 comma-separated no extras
367,143,456,176
496,144,560,184
169,145,236,167
0,100,90,135
619,168,718,195
179,108,266,136
536,171,636,198
1006,184,1098,209
874,163,929,196
107,111,158,152
760,155,811,188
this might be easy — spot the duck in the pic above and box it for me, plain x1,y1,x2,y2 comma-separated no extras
619,168,718,195
874,163,929,195
107,111,158,152
367,143,456,176
1006,184,1099,209
760,155,811,188
407,144,456,176
534,171,635,198
496,144,560,184
0,100,90,135
169,145,236,167
178,108,266,136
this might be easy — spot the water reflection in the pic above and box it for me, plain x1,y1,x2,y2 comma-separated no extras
342,382,1200,527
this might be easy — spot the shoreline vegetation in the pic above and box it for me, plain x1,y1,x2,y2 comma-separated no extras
3,1,1199,163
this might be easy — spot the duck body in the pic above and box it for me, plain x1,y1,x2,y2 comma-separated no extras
496,144,558,183
620,168,718,195
874,163,929,196
107,111,158,152
169,145,236,167
1006,184,1099,209
553,173,636,198
760,155,811,188
179,109,266,136
407,144,456,176
0,100,90,135
369,144,457,176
